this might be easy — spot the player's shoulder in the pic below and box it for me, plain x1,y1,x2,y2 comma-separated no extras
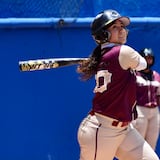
120,45,138,57
153,70,160,77
120,45,137,55
153,70,160,82
118,45,140,70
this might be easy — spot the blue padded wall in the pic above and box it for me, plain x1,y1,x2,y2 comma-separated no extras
0,17,159,160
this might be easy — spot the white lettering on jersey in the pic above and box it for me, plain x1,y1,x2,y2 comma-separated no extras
94,70,112,93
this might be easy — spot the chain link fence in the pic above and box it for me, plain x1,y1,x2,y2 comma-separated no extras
0,0,86,18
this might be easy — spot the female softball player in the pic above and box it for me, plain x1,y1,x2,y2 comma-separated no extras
132,48,160,150
76,9,159,160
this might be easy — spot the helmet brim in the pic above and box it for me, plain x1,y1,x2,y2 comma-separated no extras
118,16,130,26
104,16,130,27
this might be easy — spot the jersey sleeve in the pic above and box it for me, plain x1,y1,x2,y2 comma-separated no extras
119,45,147,70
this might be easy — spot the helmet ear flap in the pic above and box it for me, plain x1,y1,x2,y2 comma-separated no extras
103,29,111,40
94,29,111,44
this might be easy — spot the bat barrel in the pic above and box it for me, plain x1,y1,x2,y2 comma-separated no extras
19,58,88,71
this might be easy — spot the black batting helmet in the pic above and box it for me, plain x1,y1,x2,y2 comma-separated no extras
91,9,130,44
140,48,155,67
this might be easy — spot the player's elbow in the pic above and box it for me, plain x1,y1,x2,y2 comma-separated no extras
135,57,147,71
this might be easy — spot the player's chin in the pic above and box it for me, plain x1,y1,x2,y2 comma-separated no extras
118,38,127,44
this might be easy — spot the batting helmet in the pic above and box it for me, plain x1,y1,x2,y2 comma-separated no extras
91,9,130,44
140,48,155,67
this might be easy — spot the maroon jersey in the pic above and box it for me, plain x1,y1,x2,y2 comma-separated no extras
92,45,137,121
136,70,160,107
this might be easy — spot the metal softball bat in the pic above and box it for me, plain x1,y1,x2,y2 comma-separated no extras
19,58,88,71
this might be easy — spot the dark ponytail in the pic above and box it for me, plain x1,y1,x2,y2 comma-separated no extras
77,45,102,81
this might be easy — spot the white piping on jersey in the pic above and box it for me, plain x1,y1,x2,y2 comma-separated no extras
132,101,137,120
147,80,151,103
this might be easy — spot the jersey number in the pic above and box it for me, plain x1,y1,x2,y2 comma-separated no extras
94,70,112,93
